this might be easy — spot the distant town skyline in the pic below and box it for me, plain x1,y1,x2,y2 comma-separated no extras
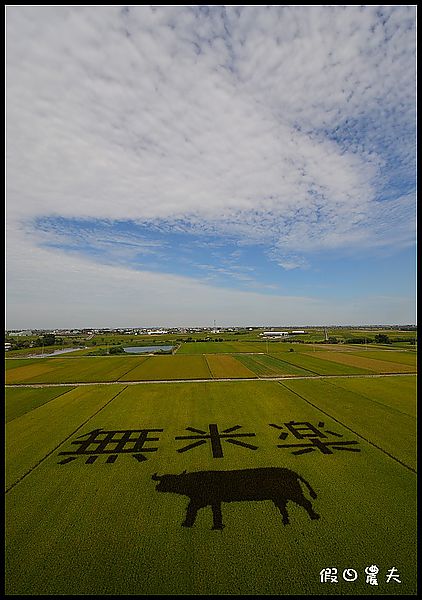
6,6,416,329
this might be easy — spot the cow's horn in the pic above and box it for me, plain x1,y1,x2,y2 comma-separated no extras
151,473,161,481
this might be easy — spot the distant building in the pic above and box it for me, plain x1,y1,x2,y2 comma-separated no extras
291,330,306,335
261,331,289,337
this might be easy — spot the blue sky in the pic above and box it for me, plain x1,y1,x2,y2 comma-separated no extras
6,5,416,328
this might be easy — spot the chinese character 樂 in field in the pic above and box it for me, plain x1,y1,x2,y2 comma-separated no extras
270,421,360,455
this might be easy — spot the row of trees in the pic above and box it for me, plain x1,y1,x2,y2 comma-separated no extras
5,333,64,351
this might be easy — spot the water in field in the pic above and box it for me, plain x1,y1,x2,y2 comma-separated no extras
123,346,173,354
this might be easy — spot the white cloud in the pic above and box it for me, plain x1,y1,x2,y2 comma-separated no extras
7,7,415,232
5,5,416,325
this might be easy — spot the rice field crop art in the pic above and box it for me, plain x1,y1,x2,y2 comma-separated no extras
5,379,416,595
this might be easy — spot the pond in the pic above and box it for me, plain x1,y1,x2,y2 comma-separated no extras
123,346,174,354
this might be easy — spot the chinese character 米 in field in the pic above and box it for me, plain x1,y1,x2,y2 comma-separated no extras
175,424,258,458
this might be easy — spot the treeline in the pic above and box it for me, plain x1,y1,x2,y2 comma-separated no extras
316,334,414,345
5,333,64,351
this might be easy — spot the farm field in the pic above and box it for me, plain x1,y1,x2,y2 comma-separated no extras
177,341,272,354
310,351,416,373
205,354,257,379
5,377,416,595
269,352,375,376
234,353,313,377
118,355,213,381
281,376,417,471
346,350,417,366
5,356,147,384
5,384,126,491
5,344,417,385
5,385,75,422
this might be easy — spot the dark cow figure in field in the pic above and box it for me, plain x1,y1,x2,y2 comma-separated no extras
151,467,320,530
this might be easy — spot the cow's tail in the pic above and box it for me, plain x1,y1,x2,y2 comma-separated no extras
297,475,317,499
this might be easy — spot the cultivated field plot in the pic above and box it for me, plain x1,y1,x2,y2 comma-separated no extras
270,352,375,376
234,353,315,377
309,351,416,374
5,378,416,595
346,350,417,366
281,376,417,471
177,341,274,354
118,355,213,381
205,354,257,379
5,356,147,384
5,385,75,423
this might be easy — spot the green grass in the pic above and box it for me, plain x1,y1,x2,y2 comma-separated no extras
5,379,417,594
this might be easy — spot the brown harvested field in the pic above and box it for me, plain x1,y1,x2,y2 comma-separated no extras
205,354,257,379
308,351,417,373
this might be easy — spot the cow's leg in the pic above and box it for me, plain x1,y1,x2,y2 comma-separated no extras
182,500,200,527
294,496,320,521
274,500,290,525
211,503,224,530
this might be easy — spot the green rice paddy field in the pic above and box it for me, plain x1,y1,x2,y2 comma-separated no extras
5,346,417,595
